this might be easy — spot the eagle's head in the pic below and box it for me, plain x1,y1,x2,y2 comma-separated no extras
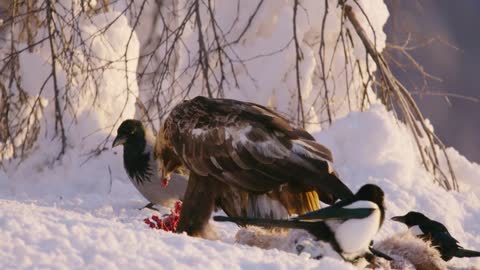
154,126,183,186
112,119,146,150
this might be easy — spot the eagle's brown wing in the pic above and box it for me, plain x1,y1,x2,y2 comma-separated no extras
170,97,353,237
167,96,353,203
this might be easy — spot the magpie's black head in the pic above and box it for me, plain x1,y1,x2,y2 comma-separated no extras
391,211,430,227
355,184,385,207
112,119,146,149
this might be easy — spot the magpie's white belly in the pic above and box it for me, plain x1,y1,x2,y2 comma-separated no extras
129,136,188,207
132,173,188,207
327,201,380,254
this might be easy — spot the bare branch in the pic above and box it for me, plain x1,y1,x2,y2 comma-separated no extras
293,0,305,128
46,0,67,160
344,4,458,191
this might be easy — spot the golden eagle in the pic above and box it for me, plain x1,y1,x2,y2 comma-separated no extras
155,96,353,237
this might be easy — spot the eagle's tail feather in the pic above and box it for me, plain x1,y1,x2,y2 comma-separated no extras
272,189,320,216
303,190,321,213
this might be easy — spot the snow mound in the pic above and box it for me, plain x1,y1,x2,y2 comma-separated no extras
314,105,480,268
1,105,479,269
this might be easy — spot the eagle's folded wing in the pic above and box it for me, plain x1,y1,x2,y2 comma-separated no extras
168,97,353,202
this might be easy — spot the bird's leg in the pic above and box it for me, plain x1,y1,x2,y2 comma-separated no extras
213,183,244,218
139,202,160,212
369,246,393,261
176,173,219,239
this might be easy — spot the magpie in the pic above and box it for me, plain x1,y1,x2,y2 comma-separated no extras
112,119,188,211
214,184,388,263
392,211,480,261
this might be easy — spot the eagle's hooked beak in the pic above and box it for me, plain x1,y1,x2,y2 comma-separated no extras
160,170,170,187
112,135,127,148
391,215,406,223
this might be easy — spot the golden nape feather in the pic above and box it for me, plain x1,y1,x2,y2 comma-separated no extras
154,127,183,183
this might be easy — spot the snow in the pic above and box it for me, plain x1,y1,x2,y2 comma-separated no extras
133,0,389,131
314,105,480,268
1,0,480,269
2,105,480,269
0,199,333,270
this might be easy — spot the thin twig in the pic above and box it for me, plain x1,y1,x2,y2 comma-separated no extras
46,0,67,160
344,4,457,191
293,0,305,128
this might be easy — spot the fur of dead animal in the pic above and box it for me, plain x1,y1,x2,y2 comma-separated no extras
235,227,348,262
235,227,290,250
234,228,480,270
374,231,447,270
374,231,480,270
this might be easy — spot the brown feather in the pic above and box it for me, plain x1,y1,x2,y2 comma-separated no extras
160,96,353,237
269,188,320,215
177,173,220,239
297,139,334,162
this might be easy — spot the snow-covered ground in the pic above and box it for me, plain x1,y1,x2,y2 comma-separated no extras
1,105,480,269
0,199,352,270
1,0,479,269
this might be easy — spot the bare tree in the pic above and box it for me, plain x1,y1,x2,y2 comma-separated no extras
0,0,458,190
343,3,457,190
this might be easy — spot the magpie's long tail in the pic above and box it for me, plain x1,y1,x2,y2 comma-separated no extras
213,215,311,230
456,248,480,258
